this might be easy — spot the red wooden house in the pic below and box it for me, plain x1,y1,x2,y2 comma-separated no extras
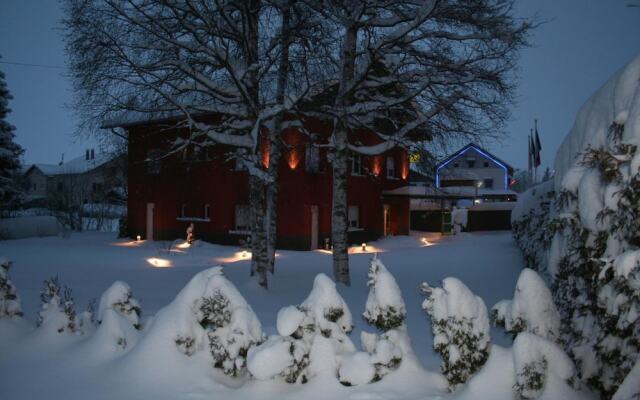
110,115,411,250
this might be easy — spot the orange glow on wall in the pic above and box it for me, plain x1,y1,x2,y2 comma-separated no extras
287,148,301,170
401,156,409,180
371,156,382,176
261,139,270,169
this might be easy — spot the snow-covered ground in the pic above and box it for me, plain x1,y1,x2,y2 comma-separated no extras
0,232,592,400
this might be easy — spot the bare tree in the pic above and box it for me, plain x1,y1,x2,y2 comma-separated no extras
303,0,533,285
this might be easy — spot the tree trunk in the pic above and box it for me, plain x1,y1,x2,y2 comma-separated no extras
331,23,358,286
266,2,292,274
249,174,268,288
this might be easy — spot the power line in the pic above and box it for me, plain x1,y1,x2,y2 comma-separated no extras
0,60,66,70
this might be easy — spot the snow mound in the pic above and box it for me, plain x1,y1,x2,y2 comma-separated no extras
276,305,305,337
339,352,376,386
363,254,406,330
247,335,294,380
510,269,560,340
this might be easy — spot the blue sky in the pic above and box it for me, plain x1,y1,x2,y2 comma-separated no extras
1,0,639,170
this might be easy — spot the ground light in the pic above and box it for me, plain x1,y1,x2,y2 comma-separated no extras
146,257,172,268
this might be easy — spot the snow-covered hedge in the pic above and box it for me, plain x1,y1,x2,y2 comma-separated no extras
511,56,640,399
421,277,490,389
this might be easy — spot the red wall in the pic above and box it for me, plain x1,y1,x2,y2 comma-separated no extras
127,120,410,250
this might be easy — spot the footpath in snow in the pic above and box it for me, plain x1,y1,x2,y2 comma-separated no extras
0,232,593,400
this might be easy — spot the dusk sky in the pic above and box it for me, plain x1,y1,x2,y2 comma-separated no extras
1,0,639,171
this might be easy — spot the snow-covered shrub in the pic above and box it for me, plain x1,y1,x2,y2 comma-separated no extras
491,268,560,341
248,273,354,383
0,257,22,318
77,299,97,335
37,277,77,334
421,277,490,389
512,332,576,400
511,56,640,398
182,268,264,377
338,352,376,386
356,255,407,382
612,359,640,400
98,281,141,329
363,254,406,330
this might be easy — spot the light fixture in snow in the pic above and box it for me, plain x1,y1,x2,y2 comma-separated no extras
421,237,433,246
147,257,172,268
474,199,481,205
362,243,367,251
136,235,141,241
176,242,191,249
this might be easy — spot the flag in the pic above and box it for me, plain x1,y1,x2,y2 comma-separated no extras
527,133,532,172
534,121,542,167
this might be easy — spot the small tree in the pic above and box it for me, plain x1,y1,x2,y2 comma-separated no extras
98,281,141,329
37,277,77,334
0,257,22,318
421,277,490,389
0,58,24,216
248,273,354,383
359,254,407,381
491,268,560,341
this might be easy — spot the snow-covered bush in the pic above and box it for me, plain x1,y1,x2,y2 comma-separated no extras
491,268,560,341
98,281,141,329
363,254,406,330
511,56,640,398
512,332,576,400
37,276,77,334
0,257,22,318
421,277,490,389
77,299,96,335
248,273,354,383
356,255,407,382
612,359,640,400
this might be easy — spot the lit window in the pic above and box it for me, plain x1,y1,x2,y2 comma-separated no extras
204,204,210,219
306,144,320,173
386,156,395,178
235,205,250,231
351,153,362,175
348,205,359,228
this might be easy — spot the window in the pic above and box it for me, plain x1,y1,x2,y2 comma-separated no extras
180,204,187,218
386,156,395,178
57,182,63,192
92,182,103,193
483,161,490,167
146,149,162,174
351,153,362,175
235,205,250,231
467,159,476,168
204,204,210,219
483,178,494,189
453,162,459,168
306,144,320,173
348,205,359,228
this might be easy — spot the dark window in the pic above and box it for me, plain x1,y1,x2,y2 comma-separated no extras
235,205,249,230
441,179,475,187
57,182,63,191
467,160,475,168
483,179,494,189
351,153,362,175
453,162,459,168
386,156,395,178
180,204,187,218
204,204,210,219
306,145,320,173
483,161,490,167
146,150,162,174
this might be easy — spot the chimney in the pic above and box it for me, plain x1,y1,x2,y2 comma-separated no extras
91,149,95,160
86,149,90,160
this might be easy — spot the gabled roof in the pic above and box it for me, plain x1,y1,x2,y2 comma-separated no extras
24,152,115,177
435,143,513,174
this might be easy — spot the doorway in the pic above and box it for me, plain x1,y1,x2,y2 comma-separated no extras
383,204,391,236
146,203,155,241
310,205,319,250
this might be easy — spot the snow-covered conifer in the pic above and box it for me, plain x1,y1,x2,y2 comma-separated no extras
248,273,354,383
0,257,22,318
77,299,96,335
421,277,490,389
356,255,407,382
98,281,141,329
0,62,24,213
363,254,406,330
491,268,560,341
37,277,77,334
513,332,575,400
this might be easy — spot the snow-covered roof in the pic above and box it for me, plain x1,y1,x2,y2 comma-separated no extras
24,152,114,177
383,185,517,198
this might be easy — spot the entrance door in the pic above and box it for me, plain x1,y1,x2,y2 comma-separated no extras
146,203,155,241
383,204,391,236
310,205,319,250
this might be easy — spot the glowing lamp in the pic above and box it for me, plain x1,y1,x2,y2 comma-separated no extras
362,243,367,252
147,257,172,268
242,250,249,259
287,149,300,170
136,235,141,242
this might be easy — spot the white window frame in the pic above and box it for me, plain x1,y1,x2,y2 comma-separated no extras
180,204,187,218
204,204,210,219
306,144,320,173
351,154,362,176
386,156,395,178
348,205,359,228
